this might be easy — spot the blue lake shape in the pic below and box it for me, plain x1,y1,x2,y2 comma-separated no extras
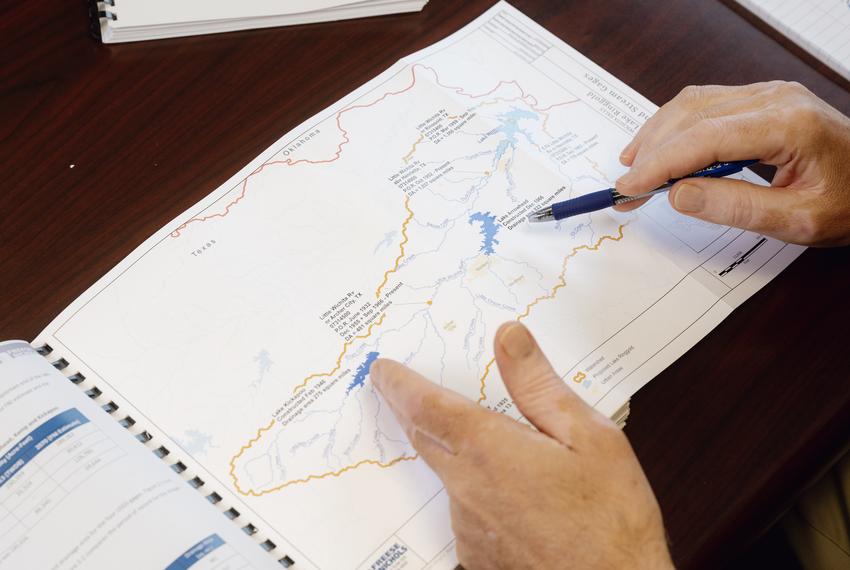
347,351,380,394
469,211,500,255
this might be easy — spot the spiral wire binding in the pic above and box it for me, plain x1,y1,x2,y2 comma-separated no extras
36,343,296,568
86,0,117,41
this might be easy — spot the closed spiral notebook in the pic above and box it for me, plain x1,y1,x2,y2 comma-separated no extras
87,0,429,43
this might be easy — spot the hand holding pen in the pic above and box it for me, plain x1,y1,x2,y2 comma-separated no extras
532,82,850,246
528,160,758,223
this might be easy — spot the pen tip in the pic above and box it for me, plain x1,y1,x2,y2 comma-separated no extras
527,207,554,223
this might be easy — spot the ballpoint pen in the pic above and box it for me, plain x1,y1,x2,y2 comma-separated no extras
527,159,759,223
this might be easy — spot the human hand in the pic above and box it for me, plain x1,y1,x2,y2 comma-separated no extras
616,81,850,246
370,322,673,569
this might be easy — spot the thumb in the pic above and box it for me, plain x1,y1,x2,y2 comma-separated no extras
493,322,590,443
668,177,797,237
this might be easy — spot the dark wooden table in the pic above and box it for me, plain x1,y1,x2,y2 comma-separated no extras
2,0,849,567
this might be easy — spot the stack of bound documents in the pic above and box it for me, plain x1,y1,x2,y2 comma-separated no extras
733,0,850,82
90,0,428,43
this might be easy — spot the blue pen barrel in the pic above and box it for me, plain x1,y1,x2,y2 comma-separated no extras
552,189,614,220
670,159,760,183
540,160,759,223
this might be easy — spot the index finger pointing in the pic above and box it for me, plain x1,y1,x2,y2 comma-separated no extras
370,358,485,456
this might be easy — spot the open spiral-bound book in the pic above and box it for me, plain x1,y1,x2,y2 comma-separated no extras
2,2,803,568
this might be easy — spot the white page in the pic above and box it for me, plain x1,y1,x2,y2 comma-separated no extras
35,2,804,568
735,0,850,81
0,342,279,569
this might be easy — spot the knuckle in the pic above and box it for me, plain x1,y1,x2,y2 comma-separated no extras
727,191,757,229
762,79,787,91
763,81,802,110
676,84,704,105
703,113,770,152
699,115,726,135
690,107,712,125
769,80,802,98
783,80,807,95
524,366,562,396
524,367,579,410
776,105,798,130
778,100,826,146
793,102,825,129
677,84,730,107
728,205,754,230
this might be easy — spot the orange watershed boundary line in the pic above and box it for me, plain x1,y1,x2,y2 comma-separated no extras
402,135,424,164
290,313,387,395
231,455,419,497
224,62,592,494
584,156,614,185
229,224,629,495
476,223,628,402
228,418,276,493
228,197,414,495
292,194,411,394
375,196,414,299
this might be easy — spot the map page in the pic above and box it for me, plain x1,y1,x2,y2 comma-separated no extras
35,2,804,568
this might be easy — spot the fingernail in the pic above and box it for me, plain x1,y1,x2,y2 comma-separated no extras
369,360,385,388
673,184,704,213
616,170,635,192
499,322,534,359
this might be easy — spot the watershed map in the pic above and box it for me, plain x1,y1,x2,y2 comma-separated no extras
44,4,802,569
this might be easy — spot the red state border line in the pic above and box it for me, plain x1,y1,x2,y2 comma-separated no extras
168,64,578,238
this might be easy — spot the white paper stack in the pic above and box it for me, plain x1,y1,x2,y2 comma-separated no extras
734,0,850,82
93,0,429,43
613,401,631,429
